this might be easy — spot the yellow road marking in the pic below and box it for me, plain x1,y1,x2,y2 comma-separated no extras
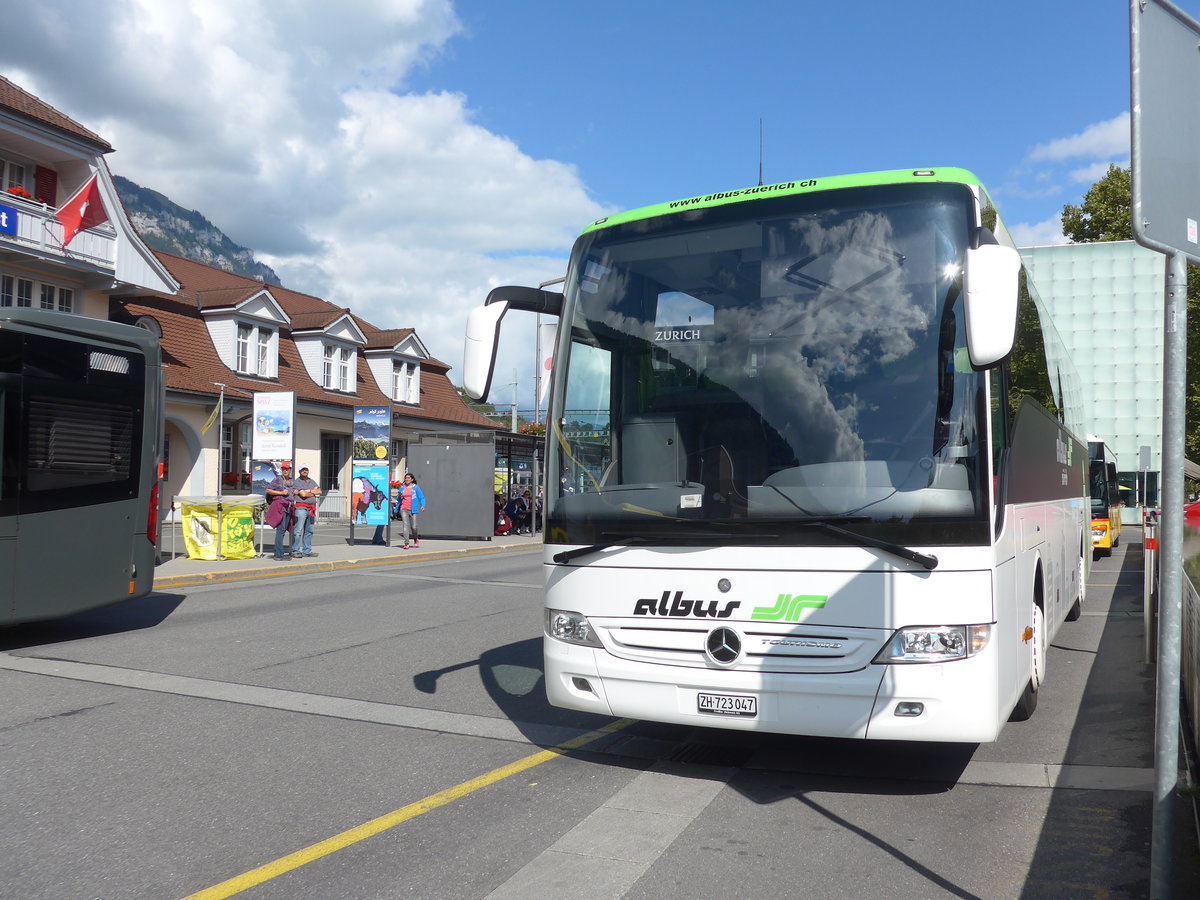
181,718,634,900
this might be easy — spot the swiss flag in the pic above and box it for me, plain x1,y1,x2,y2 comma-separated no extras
55,174,109,247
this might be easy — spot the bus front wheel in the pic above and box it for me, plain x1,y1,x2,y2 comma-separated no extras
1010,603,1045,722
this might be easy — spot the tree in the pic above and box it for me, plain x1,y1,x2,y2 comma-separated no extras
1060,164,1132,243
455,385,500,418
1061,164,1200,465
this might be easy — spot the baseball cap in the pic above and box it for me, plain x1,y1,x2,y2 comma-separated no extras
299,465,309,472
281,461,293,469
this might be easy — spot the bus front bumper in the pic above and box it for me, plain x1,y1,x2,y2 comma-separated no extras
545,637,1006,743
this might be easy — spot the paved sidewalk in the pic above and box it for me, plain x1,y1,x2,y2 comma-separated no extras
155,522,542,588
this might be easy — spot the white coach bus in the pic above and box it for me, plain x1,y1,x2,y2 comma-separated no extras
464,168,1088,742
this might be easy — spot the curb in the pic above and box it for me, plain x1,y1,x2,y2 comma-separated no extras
154,541,542,589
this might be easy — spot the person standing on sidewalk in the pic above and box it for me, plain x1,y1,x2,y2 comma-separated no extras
265,462,297,560
397,472,426,549
291,465,323,558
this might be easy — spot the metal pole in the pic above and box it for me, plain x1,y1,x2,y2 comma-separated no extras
1145,512,1158,664
214,384,225,560
535,312,542,426
1151,250,1186,897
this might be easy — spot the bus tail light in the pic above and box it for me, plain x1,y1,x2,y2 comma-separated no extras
874,625,991,664
147,479,160,545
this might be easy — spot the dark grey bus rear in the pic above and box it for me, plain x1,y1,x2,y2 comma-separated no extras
0,309,162,625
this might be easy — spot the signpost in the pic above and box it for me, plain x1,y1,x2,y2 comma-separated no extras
352,406,392,544
1129,2,1200,892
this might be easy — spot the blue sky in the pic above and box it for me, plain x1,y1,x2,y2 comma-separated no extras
417,0,1142,245
4,1,1181,409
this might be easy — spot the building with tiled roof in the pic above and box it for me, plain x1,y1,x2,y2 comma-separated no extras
0,75,177,312
1,75,507,527
108,249,501,513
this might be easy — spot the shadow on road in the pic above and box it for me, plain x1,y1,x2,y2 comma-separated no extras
0,591,186,652
412,636,623,745
1017,541,1198,898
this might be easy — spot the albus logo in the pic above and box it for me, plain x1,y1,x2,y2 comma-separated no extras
633,590,740,618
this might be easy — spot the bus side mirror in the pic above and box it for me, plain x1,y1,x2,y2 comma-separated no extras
463,301,509,401
963,243,1021,369
463,284,565,401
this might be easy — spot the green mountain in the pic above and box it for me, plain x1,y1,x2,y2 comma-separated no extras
112,174,281,285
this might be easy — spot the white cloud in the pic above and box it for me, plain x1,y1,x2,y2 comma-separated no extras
1028,112,1130,162
4,0,607,408
1069,158,1130,184
1009,214,1068,249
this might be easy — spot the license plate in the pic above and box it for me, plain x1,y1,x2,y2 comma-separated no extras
697,692,757,717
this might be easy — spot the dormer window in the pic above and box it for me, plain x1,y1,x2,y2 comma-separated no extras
323,344,355,392
392,360,420,404
363,331,427,403
235,322,276,377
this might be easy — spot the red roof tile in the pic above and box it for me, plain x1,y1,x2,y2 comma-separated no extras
0,76,111,151
110,251,501,431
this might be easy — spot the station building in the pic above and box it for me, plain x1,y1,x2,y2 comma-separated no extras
0,75,503,529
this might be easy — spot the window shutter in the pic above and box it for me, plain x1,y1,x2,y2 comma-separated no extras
34,166,57,205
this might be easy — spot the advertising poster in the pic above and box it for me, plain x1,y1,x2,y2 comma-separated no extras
252,391,295,461
251,460,282,497
351,463,391,527
354,406,391,462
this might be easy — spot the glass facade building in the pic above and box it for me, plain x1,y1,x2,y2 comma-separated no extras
1021,240,1165,523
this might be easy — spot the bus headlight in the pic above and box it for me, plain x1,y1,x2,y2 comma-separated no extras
874,624,991,664
546,609,603,647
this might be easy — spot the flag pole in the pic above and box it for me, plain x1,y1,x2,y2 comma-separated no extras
214,383,227,560
213,384,226,501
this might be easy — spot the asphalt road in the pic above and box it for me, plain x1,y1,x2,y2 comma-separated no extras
0,544,1193,899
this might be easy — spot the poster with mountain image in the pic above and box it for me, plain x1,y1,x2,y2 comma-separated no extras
353,406,392,462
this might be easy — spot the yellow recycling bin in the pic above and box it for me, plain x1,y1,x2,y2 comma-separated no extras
180,498,260,560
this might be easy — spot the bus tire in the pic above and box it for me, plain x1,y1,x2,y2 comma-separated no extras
1010,602,1045,722
1010,678,1038,721
1066,555,1085,622
1030,602,1046,690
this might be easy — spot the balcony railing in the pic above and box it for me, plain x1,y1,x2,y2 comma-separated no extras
0,195,116,270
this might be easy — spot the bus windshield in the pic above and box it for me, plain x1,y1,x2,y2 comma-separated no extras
550,183,989,546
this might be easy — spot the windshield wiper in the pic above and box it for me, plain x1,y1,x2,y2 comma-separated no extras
551,529,764,565
553,536,649,564
798,520,938,570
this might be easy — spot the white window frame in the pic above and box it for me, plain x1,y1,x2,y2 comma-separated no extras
0,155,29,194
323,345,335,388
236,325,251,373
392,360,420,404
1,274,33,308
321,342,355,392
239,421,251,474
1,272,71,311
234,322,276,378
257,329,271,375
221,423,233,475
338,347,352,392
